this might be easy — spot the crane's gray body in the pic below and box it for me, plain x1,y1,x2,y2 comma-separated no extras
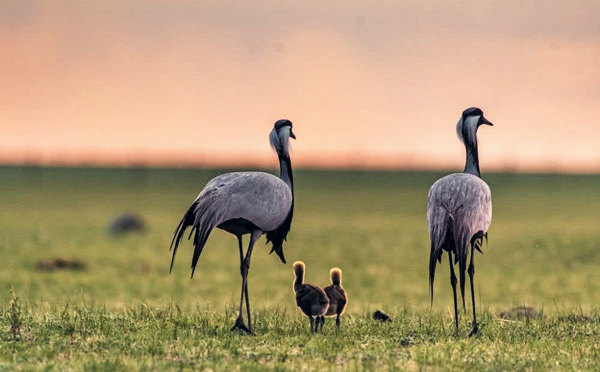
427,172,492,266
169,170,293,275
196,171,292,235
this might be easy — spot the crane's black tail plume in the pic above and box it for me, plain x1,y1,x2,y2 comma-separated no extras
265,200,293,264
429,211,451,304
170,202,195,272
170,199,217,277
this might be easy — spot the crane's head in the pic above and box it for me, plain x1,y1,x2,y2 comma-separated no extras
456,107,493,146
270,119,296,157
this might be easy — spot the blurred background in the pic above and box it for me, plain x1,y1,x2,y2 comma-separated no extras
0,1,599,315
1,0,599,172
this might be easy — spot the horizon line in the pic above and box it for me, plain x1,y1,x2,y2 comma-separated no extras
1,151,599,175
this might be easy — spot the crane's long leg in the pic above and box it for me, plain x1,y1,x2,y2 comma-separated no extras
468,243,479,337
237,235,244,265
231,231,260,334
236,235,252,329
234,238,251,327
448,251,459,334
244,231,261,331
244,267,251,329
232,236,251,334
460,261,466,313
238,236,245,318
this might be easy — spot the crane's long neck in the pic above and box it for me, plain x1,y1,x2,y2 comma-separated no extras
464,141,481,177
279,154,294,194
265,149,295,264
460,121,481,179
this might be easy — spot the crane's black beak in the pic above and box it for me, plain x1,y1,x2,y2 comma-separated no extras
480,116,493,126
289,129,296,139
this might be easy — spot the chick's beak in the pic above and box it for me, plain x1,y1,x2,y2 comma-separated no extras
289,129,297,139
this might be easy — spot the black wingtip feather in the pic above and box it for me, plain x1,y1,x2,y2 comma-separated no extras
266,200,293,265
170,200,212,276
189,220,214,277
429,214,451,306
428,244,437,304
169,211,192,273
269,245,287,264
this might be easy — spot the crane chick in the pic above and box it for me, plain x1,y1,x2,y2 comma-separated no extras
319,267,347,330
293,261,329,333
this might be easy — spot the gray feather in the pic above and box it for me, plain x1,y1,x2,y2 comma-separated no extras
427,173,492,301
170,171,293,276
197,172,292,232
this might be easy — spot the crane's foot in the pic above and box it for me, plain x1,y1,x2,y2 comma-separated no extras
230,316,253,335
468,323,479,337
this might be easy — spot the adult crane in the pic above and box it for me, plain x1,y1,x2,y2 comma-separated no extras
427,107,493,336
170,119,296,334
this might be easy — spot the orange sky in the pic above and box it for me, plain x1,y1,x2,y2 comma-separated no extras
1,1,599,171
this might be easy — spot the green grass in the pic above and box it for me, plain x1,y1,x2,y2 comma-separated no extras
1,166,599,370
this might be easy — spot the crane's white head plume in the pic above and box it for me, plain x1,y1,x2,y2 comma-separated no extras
456,107,493,146
270,119,295,158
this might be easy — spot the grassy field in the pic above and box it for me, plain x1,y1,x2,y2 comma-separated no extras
0,166,599,370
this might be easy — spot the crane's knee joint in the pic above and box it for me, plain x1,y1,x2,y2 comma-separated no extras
450,275,457,286
240,260,250,276
468,264,475,276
